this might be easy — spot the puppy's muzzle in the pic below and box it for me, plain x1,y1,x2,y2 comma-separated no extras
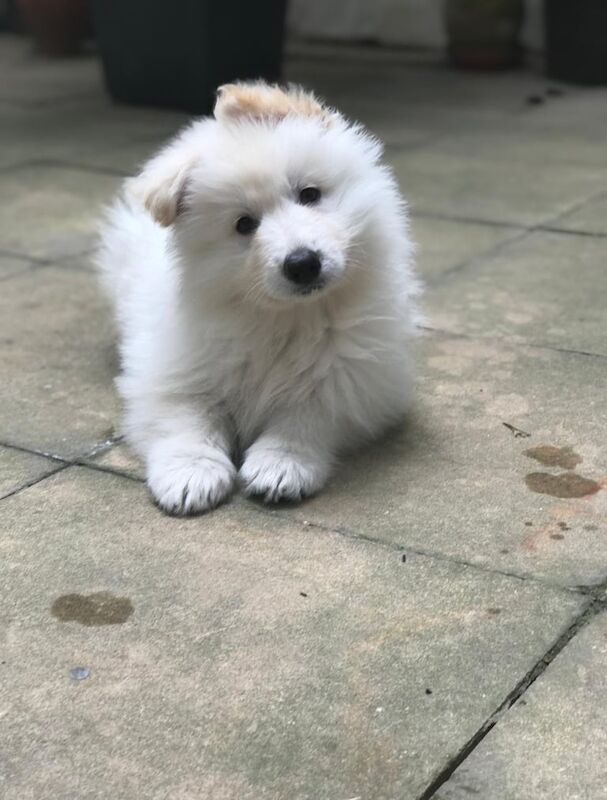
283,248,322,288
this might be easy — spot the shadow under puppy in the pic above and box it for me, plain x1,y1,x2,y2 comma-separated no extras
96,82,421,515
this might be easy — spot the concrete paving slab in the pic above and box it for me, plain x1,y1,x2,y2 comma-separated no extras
0,101,189,170
269,333,607,588
285,57,445,147
0,37,103,106
418,111,607,169
389,146,606,226
66,137,164,177
288,53,556,116
520,87,607,131
0,31,605,800
425,230,607,356
438,610,607,800
0,266,119,458
0,444,61,499
0,465,585,800
0,164,120,260
410,216,520,282
287,50,566,149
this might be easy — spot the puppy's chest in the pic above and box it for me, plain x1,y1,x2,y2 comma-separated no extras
217,319,354,410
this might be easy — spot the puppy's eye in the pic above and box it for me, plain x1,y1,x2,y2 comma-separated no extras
298,186,321,206
235,215,259,235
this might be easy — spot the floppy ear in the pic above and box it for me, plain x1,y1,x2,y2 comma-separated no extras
214,81,335,126
127,141,196,227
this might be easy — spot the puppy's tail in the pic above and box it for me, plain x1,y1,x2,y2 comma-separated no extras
94,195,170,324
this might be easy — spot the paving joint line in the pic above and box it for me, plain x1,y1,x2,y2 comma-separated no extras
538,225,607,239
417,598,604,800
35,158,129,177
0,263,41,283
423,325,607,361
0,461,71,502
0,437,137,498
412,211,607,242
0,435,121,467
49,247,95,264
242,499,589,596
426,227,532,288
0,247,94,270
0,247,50,265
0,157,128,178
0,439,70,464
287,40,445,69
70,459,144,483
0,254,95,280
412,209,526,231
0,90,102,113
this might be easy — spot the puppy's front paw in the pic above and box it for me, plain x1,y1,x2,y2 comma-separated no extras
147,448,236,516
240,445,329,503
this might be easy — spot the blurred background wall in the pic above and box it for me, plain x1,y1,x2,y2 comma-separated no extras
289,0,544,53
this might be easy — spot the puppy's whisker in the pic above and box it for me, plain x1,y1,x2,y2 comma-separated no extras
242,273,268,304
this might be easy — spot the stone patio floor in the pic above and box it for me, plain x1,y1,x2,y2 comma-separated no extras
1,34,606,800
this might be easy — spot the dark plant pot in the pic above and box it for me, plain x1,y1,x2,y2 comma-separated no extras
445,0,524,70
17,0,90,56
1,0,21,32
92,0,288,114
545,0,607,85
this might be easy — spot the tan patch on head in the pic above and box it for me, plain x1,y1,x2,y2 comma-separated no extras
214,81,334,126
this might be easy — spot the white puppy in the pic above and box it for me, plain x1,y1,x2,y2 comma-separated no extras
97,82,421,515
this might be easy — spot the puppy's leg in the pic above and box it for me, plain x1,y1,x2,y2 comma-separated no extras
127,396,236,515
240,403,337,503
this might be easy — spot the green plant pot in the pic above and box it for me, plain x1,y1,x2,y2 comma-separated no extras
445,0,524,70
92,0,288,114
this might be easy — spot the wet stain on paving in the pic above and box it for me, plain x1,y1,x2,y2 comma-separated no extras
51,592,133,626
525,472,600,499
524,445,582,470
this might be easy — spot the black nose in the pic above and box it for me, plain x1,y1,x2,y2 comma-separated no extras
283,248,321,286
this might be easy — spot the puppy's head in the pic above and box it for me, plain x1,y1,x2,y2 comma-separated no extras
129,82,392,307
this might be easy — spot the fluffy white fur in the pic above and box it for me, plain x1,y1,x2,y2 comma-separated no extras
96,82,421,515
